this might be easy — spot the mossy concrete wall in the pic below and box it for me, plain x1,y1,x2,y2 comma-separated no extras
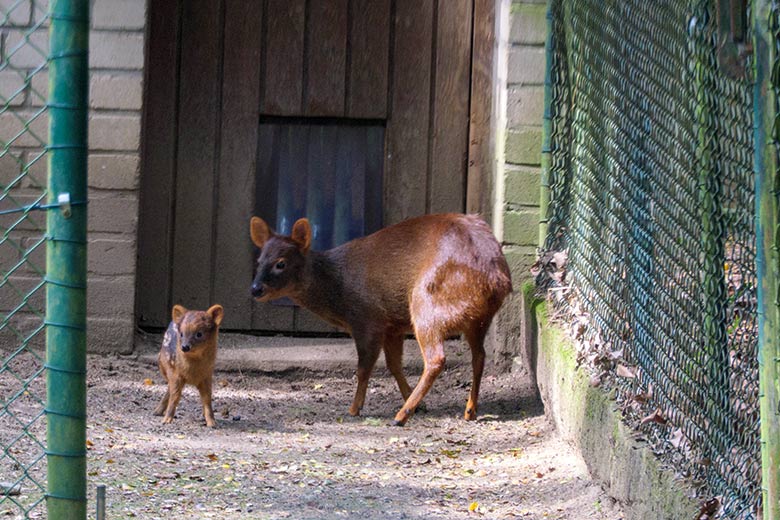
531,287,700,519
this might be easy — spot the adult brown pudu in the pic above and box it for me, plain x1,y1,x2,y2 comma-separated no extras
154,304,224,427
249,213,512,426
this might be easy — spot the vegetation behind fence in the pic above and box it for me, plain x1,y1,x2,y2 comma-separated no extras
542,0,763,517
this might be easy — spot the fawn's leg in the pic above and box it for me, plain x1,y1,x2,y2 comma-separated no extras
393,328,446,426
463,323,489,421
348,327,383,416
153,358,170,415
162,377,186,424
196,378,216,427
154,389,170,416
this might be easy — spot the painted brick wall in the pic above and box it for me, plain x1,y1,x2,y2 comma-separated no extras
6,0,145,353
504,0,545,282
490,0,546,374
86,0,145,353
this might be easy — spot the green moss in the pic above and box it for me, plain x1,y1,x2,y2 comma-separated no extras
510,2,525,14
583,383,604,422
533,290,700,519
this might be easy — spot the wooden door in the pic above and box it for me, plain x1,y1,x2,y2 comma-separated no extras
137,0,478,332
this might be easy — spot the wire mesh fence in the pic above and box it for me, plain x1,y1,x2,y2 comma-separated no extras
0,0,51,517
542,0,761,517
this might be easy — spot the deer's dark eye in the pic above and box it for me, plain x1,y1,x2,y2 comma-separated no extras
275,260,286,271
195,331,204,339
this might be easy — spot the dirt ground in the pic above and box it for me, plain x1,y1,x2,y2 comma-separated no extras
76,342,625,520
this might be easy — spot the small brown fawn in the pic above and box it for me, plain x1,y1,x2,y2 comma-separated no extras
154,304,224,427
249,213,512,426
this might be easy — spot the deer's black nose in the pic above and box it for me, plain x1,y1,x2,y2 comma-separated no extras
181,344,191,352
251,281,264,298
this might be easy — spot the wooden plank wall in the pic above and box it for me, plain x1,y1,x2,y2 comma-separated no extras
348,0,391,118
136,0,180,327
262,0,305,115
385,0,473,224
261,0,389,120
170,0,224,312
138,0,477,330
430,1,474,214
467,0,497,222
385,0,434,224
305,1,348,115
214,0,264,329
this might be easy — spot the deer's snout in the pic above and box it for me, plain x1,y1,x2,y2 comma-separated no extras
251,281,264,299
181,343,191,352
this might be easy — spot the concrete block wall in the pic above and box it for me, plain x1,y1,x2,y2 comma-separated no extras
0,0,144,353
491,0,546,374
504,0,545,281
0,1,57,351
86,0,145,353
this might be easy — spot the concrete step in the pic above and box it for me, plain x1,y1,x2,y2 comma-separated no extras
135,331,473,376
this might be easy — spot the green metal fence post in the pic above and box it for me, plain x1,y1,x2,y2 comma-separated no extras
753,1,780,518
45,0,89,518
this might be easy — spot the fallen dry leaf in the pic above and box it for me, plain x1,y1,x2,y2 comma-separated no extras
669,428,685,449
696,497,720,519
640,408,667,425
616,364,637,379
440,449,461,459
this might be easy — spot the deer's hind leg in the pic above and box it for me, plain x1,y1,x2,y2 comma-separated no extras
463,322,489,421
392,325,446,426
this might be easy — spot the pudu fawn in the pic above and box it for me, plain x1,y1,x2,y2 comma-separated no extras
249,213,512,426
154,304,224,427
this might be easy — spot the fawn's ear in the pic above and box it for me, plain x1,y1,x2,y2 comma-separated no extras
291,218,311,253
207,304,224,327
171,304,187,324
250,216,271,248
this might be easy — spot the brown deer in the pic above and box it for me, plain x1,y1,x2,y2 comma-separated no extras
249,213,512,426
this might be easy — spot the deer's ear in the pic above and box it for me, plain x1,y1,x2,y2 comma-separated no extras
207,304,224,327
250,216,271,248
171,304,187,324
291,218,311,254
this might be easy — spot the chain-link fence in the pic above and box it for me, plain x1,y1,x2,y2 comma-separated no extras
1,0,88,517
542,0,761,517
1,1,52,517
